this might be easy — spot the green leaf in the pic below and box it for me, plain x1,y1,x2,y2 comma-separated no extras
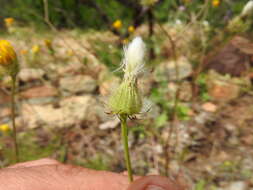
155,112,168,128
195,179,206,190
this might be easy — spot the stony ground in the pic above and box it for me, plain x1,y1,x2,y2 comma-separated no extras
0,27,253,190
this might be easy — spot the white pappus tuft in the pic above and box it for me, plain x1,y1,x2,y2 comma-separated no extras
122,36,146,79
241,0,253,17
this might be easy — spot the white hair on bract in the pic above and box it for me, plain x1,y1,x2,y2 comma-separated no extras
122,36,146,79
241,0,253,17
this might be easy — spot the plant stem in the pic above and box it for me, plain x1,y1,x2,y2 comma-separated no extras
11,75,19,163
158,23,181,176
120,114,133,182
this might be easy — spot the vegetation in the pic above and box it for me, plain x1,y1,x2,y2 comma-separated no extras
0,0,253,189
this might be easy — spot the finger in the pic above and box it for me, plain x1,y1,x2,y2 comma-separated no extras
0,164,129,190
120,171,140,181
127,175,184,190
8,158,60,169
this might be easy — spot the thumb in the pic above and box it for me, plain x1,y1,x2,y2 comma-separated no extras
127,175,184,190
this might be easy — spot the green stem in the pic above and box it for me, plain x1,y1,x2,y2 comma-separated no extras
11,75,19,163
120,114,133,182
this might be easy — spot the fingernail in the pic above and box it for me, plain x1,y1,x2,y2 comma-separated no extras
145,185,165,190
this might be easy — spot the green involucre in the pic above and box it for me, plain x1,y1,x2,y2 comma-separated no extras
109,79,142,115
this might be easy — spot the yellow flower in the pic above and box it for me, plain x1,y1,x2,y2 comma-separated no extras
212,0,220,7
31,45,40,54
20,49,28,55
0,40,17,66
183,0,191,3
44,39,52,49
128,26,135,33
141,0,158,6
4,18,14,27
122,38,129,44
67,50,74,57
112,20,122,29
0,124,10,132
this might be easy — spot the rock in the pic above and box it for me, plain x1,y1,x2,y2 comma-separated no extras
138,74,155,96
0,107,11,118
204,36,253,76
25,97,57,105
207,71,243,101
56,63,84,76
19,68,45,82
201,102,217,112
179,81,192,101
0,89,11,105
241,134,253,145
162,81,192,101
208,80,239,101
21,95,99,128
195,112,210,124
153,144,163,154
155,56,192,81
92,97,111,122
139,99,160,120
241,157,253,171
99,76,120,96
1,76,12,88
60,75,96,94
20,85,58,99
225,181,248,190
99,119,120,130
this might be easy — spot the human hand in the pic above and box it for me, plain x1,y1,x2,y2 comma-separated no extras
0,158,183,190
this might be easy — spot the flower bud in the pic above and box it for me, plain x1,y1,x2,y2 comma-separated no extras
0,40,19,77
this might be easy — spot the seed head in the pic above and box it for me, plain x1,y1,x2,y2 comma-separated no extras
109,37,146,116
122,37,146,80
241,1,253,17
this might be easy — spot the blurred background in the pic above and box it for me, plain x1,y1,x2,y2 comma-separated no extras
0,0,253,189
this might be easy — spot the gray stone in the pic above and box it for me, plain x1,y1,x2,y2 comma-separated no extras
155,57,192,81
21,95,99,128
60,75,97,94
195,112,210,124
225,181,247,190
18,68,45,82
99,119,120,130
